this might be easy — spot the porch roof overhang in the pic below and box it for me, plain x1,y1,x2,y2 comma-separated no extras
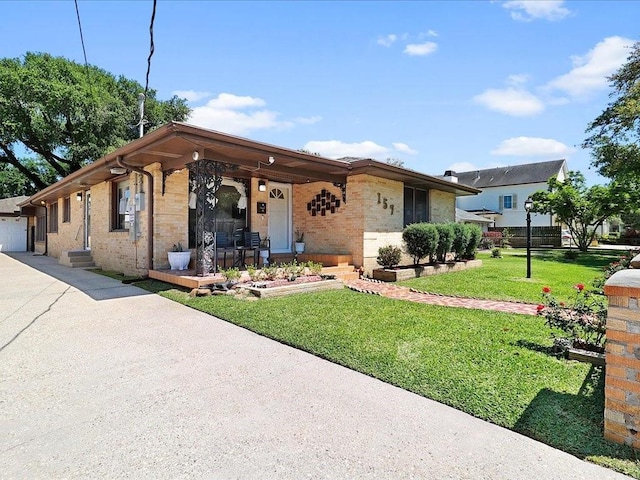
20,122,352,205
347,159,481,196
19,122,479,206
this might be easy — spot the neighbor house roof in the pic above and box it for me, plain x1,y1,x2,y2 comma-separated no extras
452,159,567,188
0,195,29,215
21,122,479,205
455,208,493,223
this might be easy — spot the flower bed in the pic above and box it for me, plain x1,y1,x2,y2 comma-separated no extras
372,260,482,282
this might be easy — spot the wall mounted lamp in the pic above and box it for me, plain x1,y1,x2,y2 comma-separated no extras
258,180,267,192
110,167,127,175
76,192,83,201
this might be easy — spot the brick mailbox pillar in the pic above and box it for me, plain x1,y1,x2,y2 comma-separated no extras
603,255,640,448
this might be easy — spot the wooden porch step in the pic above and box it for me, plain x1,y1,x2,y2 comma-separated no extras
321,265,360,282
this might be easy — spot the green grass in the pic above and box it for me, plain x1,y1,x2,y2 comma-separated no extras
88,268,147,283
400,249,621,304
129,248,640,477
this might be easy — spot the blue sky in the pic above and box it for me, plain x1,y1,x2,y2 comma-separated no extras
3,1,638,185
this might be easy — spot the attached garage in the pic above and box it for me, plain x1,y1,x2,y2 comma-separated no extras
0,217,27,251
0,196,29,252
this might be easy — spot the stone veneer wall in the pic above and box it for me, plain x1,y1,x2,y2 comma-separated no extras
430,189,456,223
603,256,640,449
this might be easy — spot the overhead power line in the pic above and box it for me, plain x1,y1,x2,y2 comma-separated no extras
144,0,157,97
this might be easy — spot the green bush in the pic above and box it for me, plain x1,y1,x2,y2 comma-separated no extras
377,245,402,269
452,223,470,260
435,223,455,263
403,223,439,264
464,224,483,260
491,247,502,258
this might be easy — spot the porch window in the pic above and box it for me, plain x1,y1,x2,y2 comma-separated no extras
63,196,71,223
112,179,130,231
36,213,46,242
403,186,429,226
49,202,59,233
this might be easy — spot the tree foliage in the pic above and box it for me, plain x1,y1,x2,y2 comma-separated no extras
583,41,640,187
0,52,190,194
530,171,636,252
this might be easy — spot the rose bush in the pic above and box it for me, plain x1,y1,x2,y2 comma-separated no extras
537,284,607,354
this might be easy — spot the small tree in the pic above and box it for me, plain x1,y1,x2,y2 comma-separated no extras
463,224,483,260
402,223,439,265
435,223,455,263
531,171,635,252
452,223,470,260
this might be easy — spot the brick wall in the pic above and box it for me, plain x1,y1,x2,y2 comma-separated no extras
603,264,640,449
45,195,85,257
430,189,456,223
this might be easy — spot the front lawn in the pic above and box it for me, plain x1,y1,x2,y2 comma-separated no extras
400,249,622,304
131,248,640,477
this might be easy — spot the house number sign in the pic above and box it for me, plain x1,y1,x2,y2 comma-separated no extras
377,193,394,215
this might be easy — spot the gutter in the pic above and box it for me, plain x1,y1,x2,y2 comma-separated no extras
116,155,154,271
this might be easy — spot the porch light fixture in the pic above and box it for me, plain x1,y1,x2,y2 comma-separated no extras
110,167,127,175
258,180,267,192
268,156,275,164
76,192,83,201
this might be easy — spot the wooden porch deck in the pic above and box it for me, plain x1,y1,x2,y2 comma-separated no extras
149,253,358,289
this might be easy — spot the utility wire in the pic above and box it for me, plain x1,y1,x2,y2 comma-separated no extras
74,0,94,99
144,0,157,97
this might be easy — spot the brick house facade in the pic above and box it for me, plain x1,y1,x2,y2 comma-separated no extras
22,122,478,276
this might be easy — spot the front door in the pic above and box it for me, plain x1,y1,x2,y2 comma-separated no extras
268,183,291,253
84,191,91,250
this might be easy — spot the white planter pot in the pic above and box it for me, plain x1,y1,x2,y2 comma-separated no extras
168,251,191,270
259,249,270,265
294,242,305,254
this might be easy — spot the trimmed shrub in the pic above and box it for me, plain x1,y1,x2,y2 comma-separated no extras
464,224,483,260
452,223,470,260
403,223,439,265
435,223,455,263
377,245,402,269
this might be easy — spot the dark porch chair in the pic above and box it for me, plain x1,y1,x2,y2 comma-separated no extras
214,231,237,269
237,231,270,267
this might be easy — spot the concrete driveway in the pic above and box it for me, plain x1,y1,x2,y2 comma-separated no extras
0,252,631,479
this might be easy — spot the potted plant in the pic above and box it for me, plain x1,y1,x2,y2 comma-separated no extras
167,242,191,270
294,230,305,254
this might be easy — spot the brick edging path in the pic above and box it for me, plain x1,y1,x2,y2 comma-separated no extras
345,279,539,316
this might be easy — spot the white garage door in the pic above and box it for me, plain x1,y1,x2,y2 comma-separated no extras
0,217,27,252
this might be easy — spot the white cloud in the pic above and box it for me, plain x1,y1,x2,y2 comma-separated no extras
502,1,571,22
172,90,212,102
490,137,575,157
448,162,477,173
545,36,635,98
419,30,439,38
188,93,290,135
506,74,530,86
392,142,417,155
404,42,438,56
205,92,266,109
294,116,322,125
377,34,397,47
473,88,544,116
303,140,390,159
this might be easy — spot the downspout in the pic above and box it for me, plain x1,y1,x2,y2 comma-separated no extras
116,155,154,271
29,200,47,256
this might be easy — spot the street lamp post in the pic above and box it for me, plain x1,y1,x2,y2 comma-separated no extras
524,197,533,279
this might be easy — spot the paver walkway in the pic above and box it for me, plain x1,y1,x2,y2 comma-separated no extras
346,278,539,315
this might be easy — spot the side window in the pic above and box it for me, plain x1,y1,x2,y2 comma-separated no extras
112,179,130,231
503,195,513,210
63,196,71,223
49,202,59,233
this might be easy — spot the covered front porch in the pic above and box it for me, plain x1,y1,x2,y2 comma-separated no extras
149,252,358,289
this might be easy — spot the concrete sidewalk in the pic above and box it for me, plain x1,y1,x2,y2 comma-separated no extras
0,252,630,479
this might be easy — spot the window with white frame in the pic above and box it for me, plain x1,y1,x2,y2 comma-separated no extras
112,179,130,231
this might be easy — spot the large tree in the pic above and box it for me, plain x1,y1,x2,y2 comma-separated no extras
530,171,636,252
0,52,190,192
583,41,640,187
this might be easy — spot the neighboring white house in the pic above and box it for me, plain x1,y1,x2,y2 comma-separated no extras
449,159,568,228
